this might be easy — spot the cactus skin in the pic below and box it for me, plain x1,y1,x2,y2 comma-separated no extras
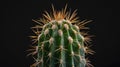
28,5,94,67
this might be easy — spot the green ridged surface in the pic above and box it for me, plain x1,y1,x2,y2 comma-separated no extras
36,20,86,67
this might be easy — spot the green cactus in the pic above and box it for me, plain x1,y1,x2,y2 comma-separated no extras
28,5,94,67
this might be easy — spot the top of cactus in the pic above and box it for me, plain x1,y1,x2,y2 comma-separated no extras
39,4,79,24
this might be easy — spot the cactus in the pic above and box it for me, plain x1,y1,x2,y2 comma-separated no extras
28,5,94,67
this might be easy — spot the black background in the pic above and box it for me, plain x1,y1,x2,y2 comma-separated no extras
2,0,119,67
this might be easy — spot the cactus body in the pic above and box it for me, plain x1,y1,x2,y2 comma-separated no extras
28,5,94,67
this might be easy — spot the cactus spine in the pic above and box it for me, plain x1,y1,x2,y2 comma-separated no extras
28,5,94,67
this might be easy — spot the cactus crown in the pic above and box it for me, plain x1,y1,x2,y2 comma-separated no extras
28,4,94,67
